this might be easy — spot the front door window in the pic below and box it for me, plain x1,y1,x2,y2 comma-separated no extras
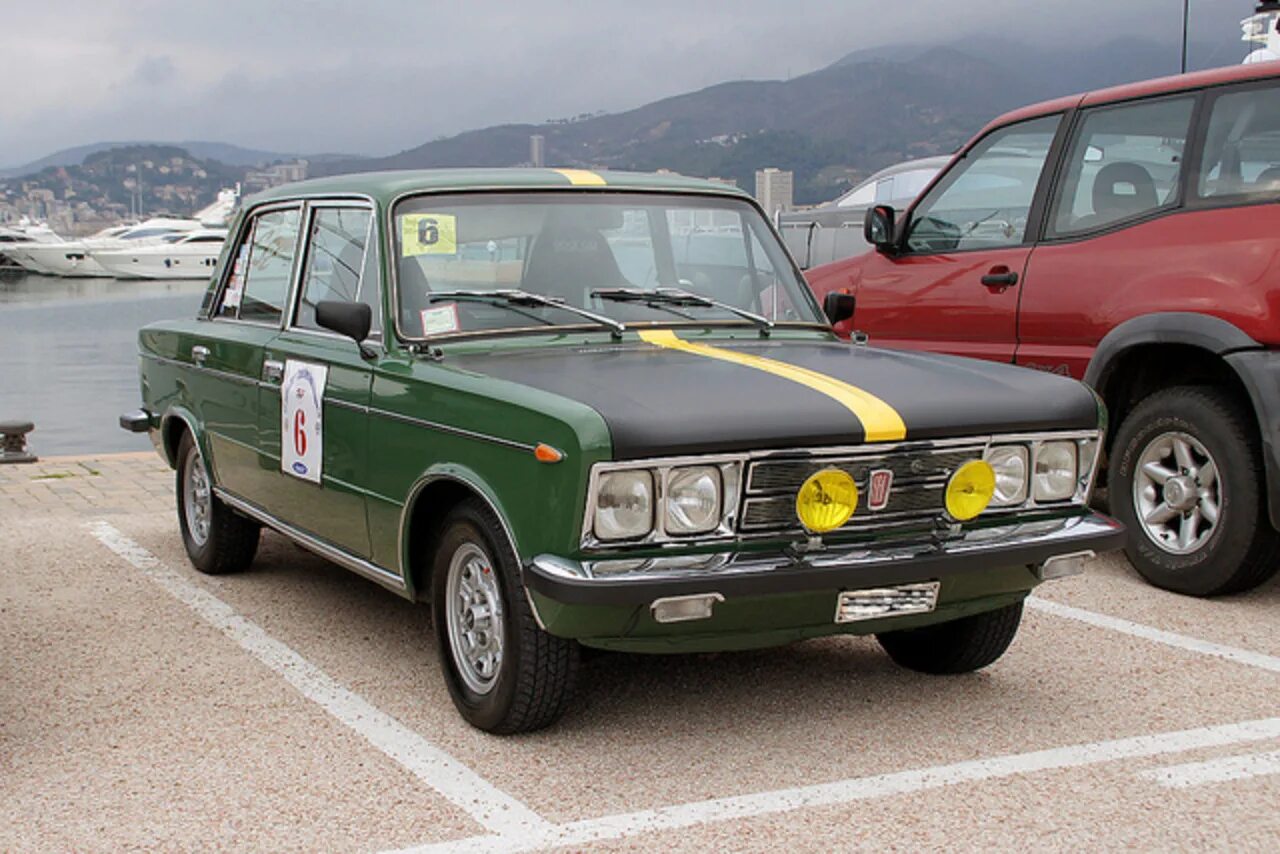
906,115,1061,253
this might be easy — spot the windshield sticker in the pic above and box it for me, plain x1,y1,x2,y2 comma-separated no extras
281,360,329,484
420,303,460,336
402,214,457,256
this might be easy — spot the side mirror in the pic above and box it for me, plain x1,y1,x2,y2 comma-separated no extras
823,291,856,325
864,205,896,250
316,300,375,359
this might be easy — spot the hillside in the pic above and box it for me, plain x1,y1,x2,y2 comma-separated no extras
0,144,246,218
316,39,1195,205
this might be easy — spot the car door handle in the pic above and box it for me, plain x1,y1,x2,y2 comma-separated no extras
981,270,1019,288
262,360,284,384
191,345,210,364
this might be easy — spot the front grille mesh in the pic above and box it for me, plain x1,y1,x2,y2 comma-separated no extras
739,443,986,534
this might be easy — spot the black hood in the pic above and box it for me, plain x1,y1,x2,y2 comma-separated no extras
450,335,1099,460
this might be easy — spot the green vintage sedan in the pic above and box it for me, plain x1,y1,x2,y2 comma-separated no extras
123,168,1124,733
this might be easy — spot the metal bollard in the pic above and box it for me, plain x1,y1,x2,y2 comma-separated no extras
0,420,37,464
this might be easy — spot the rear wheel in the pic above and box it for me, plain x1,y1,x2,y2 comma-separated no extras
876,602,1023,674
431,498,578,733
1110,386,1280,596
176,432,259,575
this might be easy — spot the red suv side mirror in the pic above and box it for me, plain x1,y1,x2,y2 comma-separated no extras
864,205,896,251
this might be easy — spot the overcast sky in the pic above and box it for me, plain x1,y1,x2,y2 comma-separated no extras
0,0,1261,167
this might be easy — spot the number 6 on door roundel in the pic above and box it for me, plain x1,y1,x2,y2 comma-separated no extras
281,360,328,483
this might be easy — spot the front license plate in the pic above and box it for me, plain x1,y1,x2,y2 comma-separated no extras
834,581,940,624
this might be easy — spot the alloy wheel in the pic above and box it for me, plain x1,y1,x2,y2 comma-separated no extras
1133,431,1221,555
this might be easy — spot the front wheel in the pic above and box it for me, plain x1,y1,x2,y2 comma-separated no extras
1110,386,1280,596
176,432,260,575
431,498,578,734
876,602,1023,674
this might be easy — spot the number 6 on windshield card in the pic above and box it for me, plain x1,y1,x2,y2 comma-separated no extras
281,360,328,483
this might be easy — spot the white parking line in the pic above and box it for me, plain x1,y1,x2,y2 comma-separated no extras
1026,596,1280,674
387,717,1280,854
1140,749,1280,789
86,521,553,839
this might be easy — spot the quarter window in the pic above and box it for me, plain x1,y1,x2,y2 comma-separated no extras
906,115,1060,253
1051,97,1193,237
217,208,301,324
296,207,375,333
1197,83,1280,201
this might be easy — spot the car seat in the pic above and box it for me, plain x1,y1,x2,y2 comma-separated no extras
1254,165,1280,192
1074,162,1158,231
521,223,628,306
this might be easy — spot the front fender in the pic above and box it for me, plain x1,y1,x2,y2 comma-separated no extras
1084,312,1260,388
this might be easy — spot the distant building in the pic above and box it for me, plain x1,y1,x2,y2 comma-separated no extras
530,134,546,168
243,159,309,193
755,168,794,215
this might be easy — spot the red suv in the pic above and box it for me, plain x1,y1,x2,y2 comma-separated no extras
806,62,1280,597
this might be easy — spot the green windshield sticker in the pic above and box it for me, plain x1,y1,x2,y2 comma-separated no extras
401,214,457,256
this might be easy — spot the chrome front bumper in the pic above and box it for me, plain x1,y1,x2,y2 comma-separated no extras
525,512,1125,607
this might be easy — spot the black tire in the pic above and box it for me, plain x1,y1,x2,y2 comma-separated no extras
1110,386,1280,596
876,602,1023,674
431,498,578,734
176,432,260,575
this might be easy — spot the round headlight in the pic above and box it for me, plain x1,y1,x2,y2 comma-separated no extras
665,466,722,535
946,459,996,521
985,446,1029,507
594,470,654,540
795,469,858,533
1034,442,1078,501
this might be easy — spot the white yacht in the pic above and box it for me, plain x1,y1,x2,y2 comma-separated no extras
13,218,201,277
0,219,65,271
92,228,227,280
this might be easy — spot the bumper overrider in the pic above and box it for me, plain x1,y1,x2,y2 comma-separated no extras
524,512,1125,651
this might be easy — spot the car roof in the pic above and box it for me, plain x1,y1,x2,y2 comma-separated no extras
978,62,1280,136
244,167,753,208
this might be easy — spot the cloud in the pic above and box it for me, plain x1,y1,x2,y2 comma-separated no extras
0,0,1262,167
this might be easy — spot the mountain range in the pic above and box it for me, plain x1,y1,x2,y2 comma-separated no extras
5,38,1220,207
0,141,357,179
312,38,1201,204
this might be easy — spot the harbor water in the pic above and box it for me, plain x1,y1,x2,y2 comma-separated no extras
0,271,208,455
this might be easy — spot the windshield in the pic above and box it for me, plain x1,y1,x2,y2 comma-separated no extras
392,192,820,339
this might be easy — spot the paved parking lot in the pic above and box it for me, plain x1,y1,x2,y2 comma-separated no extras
3,453,1280,851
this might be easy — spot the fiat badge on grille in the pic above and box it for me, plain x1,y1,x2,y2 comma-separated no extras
867,468,894,511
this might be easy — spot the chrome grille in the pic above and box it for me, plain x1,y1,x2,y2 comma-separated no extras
739,442,986,534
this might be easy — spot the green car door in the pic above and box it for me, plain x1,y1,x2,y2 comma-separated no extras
255,203,380,558
196,204,302,503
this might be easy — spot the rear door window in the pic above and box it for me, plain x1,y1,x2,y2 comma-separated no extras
1050,96,1194,237
1197,82,1280,202
217,207,301,324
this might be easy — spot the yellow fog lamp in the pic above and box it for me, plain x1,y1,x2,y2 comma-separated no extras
945,460,997,521
795,469,858,533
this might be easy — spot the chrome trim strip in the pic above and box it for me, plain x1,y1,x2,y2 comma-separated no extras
143,353,261,387
215,487,409,596
364,406,537,452
325,397,369,414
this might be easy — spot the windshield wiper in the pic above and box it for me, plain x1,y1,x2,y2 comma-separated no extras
591,287,774,335
426,289,626,338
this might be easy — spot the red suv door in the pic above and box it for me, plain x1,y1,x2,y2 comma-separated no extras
848,114,1063,362
1017,94,1199,379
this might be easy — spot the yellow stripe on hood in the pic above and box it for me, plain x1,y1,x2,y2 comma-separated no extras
553,168,607,186
638,329,907,442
